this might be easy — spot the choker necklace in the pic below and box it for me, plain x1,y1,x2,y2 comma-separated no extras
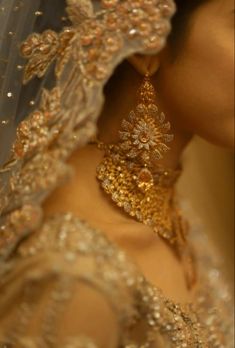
93,73,197,289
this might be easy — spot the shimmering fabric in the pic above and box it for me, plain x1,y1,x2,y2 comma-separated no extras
0,1,234,347
0,212,233,347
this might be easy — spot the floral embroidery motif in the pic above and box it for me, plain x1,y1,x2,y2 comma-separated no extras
20,0,175,84
20,29,75,84
13,88,61,159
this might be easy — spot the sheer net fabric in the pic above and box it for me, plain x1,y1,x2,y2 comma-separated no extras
0,1,233,347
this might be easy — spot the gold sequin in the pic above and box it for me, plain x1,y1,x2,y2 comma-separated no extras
34,11,43,16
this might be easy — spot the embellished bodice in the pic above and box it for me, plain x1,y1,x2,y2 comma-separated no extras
0,212,233,347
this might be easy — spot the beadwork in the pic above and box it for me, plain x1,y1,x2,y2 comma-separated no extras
0,213,233,347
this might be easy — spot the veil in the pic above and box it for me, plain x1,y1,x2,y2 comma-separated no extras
0,0,37,166
0,0,176,259
0,0,69,165
0,0,69,216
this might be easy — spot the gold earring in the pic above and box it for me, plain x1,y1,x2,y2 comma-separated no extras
96,70,176,230
95,70,196,289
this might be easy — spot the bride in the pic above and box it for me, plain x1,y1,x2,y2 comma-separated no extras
0,0,234,347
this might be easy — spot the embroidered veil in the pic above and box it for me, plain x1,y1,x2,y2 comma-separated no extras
0,0,175,260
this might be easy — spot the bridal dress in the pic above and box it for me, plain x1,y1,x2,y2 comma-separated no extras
0,1,233,347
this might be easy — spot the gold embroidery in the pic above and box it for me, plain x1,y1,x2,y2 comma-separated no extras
0,204,42,260
20,0,176,84
66,0,94,24
13,87,61,159
20,29,75,84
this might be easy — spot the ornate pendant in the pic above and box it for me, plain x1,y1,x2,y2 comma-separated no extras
95,74,197,288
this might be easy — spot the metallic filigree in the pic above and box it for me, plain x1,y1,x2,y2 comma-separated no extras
119,75,173,166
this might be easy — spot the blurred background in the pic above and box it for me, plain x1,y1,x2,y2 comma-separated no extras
178,136,234,284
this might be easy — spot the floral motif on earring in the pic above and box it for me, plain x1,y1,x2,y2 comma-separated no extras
118,73,174,168
95,72,178,237
95,72,197,288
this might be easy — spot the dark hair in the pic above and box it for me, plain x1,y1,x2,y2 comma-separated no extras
168,0,207,54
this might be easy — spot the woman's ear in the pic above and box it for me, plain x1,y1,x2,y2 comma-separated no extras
127,53,160,76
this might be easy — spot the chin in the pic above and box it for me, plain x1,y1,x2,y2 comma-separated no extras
200,118,234,150
206,131,235,150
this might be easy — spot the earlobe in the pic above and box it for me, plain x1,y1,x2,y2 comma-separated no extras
127,54,160,76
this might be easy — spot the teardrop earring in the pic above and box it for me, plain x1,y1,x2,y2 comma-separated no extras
94,69,196,289
96,70,177,235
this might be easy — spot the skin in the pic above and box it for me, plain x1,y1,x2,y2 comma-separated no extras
43,0,235,303
155,0,234,150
